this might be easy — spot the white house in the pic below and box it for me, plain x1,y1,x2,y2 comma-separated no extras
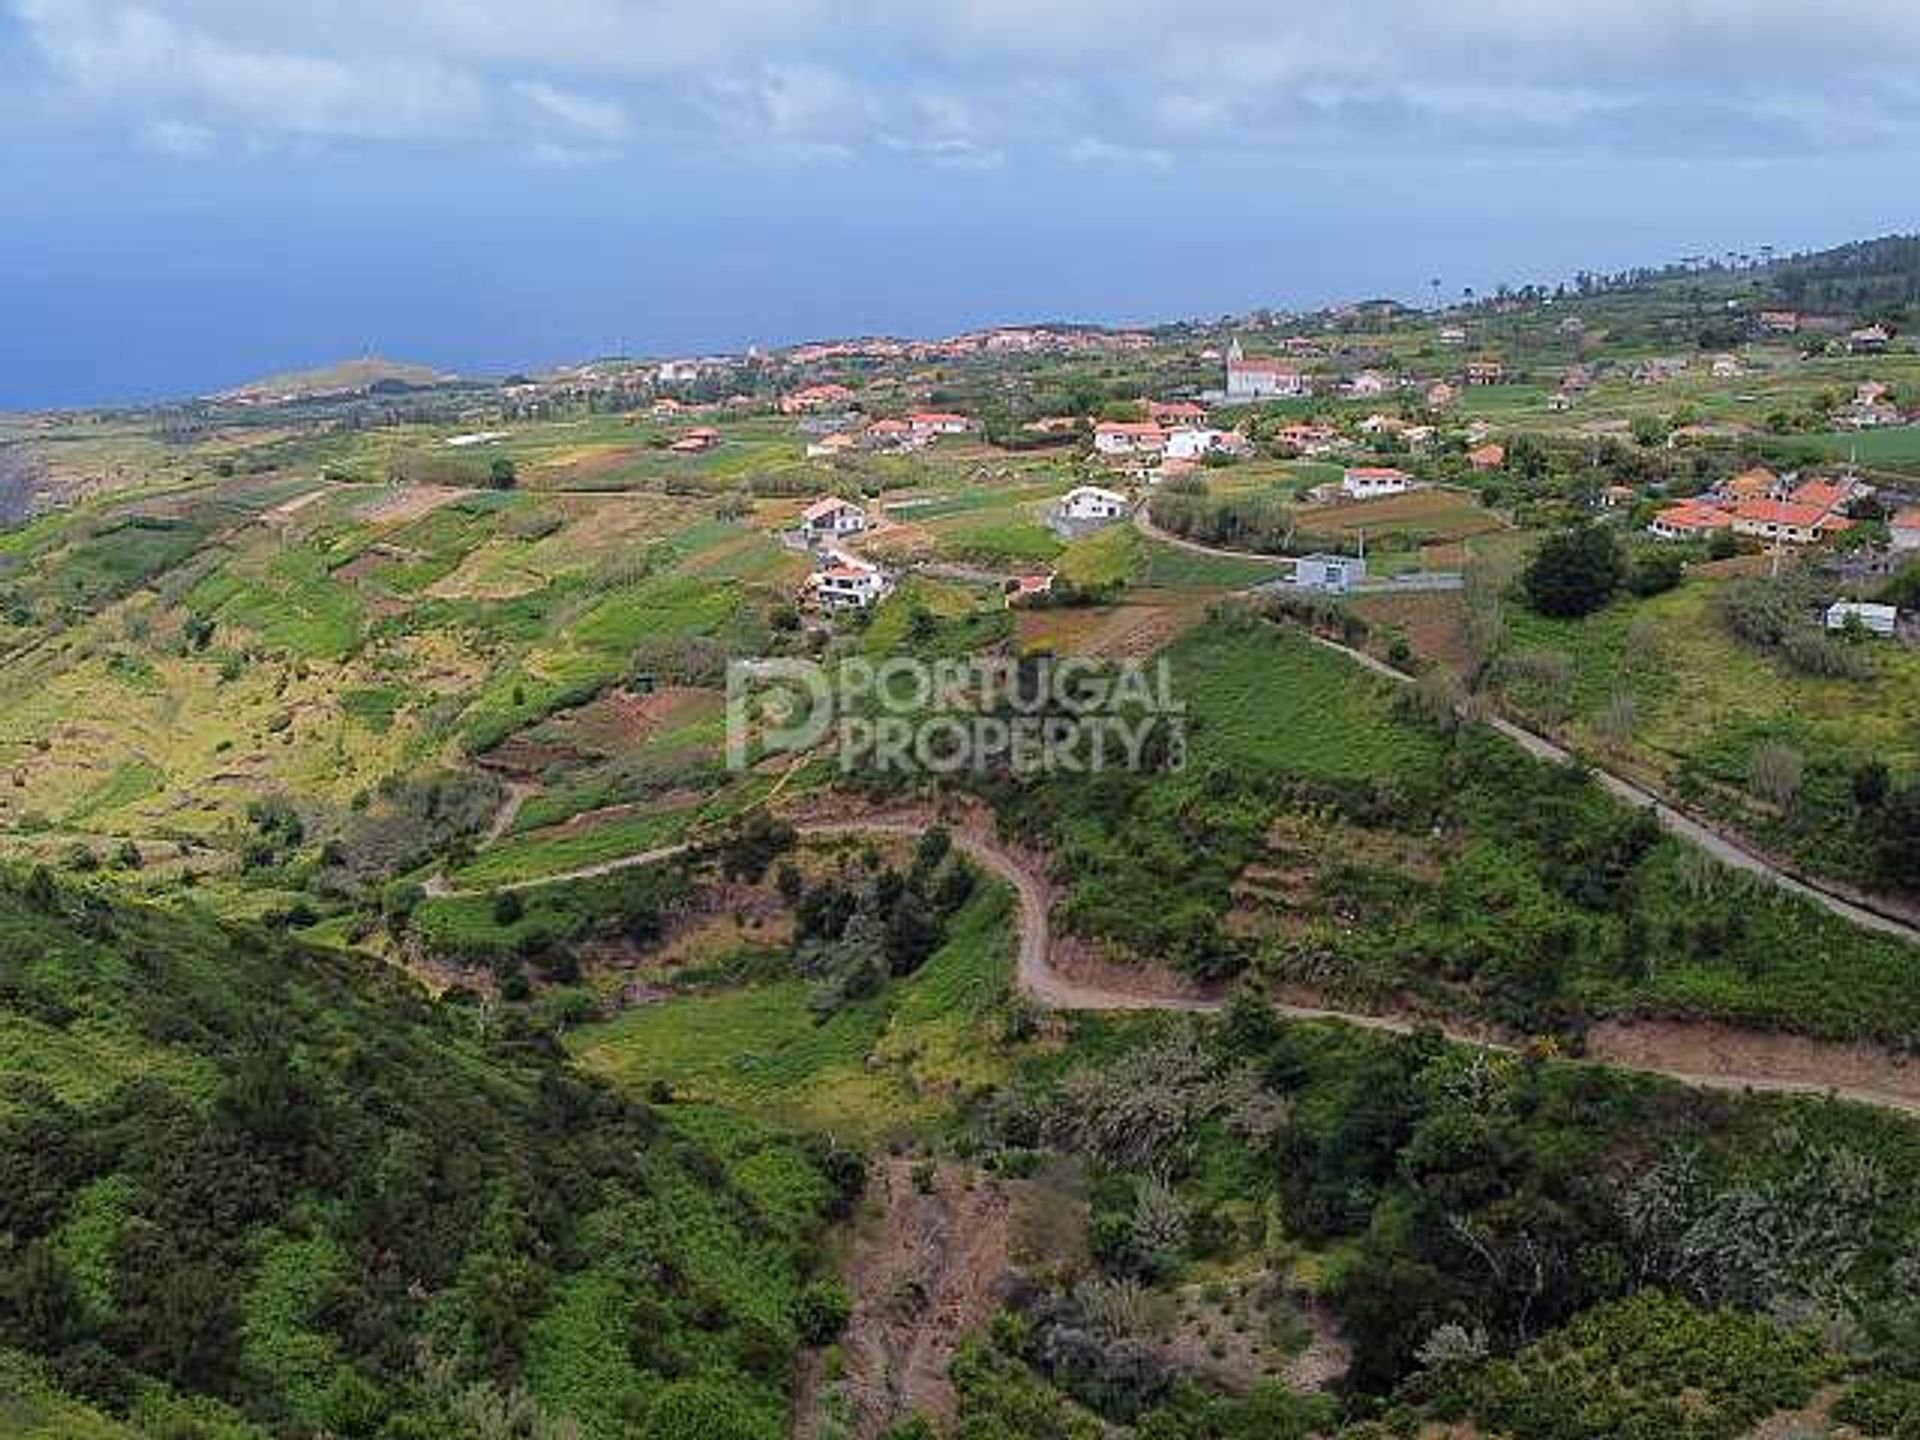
1892,507,1920,552
1340,466,1415,501
1163,426,1235,462
1826,602,1898,637
806,432,857,460
1347,370,1394,398
1293,554,1368,593
1225,339,1307,400
806,552,891,610
909,411,971,438
1093,421,1168,456
1060,485,1131,522
800,496,868,540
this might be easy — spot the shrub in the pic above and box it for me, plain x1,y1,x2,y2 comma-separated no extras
793,1280,853,1347
1748,742,1805,812
1625,548,1683,597
1523,525,1624,617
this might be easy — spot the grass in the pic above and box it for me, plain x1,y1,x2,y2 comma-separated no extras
1493,573,1920,867
1797,424,1920,464
1057,523,1142,588
61,759,165,826
938,519,1066,566
1138,539,1286,590
570,882,1016,1138
1173,617,1439,779
188,546,364,660
447,804,704,888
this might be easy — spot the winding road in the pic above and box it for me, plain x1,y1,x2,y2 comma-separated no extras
1296,631,1920,948
418,499,1920,1115
1131,501,1920,948
432,811,1920,1118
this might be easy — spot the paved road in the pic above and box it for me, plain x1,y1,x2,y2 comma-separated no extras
1298,629,1920,948
1132,505,1294,566
1128,501,1920,949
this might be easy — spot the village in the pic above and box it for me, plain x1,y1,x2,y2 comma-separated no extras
9,235,1920,1440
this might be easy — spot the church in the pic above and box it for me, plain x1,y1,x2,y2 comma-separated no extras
1225,338,1307,399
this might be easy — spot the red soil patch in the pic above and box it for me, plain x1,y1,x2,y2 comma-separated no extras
549,686,719,753
355,485,466,525
1049,932,1221,1006
1018,600,1209,661
474,739,586,778
1299,487,1507,540
539,445,647,486
1350,590,1473,671
822,1158,1017,1439
1586,1016,1920,1109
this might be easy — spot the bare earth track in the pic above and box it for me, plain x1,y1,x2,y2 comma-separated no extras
431,810,1920,1119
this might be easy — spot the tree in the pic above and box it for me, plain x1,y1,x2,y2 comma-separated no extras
1506,432,1550,482
1853,760,1892,809
1626,548,1683,597
1873,782,1920,888
487,457,518,491
1522,525,1625,618
0,1242,85,1351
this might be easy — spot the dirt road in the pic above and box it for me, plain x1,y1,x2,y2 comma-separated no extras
428,810,1920,1118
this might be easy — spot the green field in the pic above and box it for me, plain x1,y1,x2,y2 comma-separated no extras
572,881,1017,1137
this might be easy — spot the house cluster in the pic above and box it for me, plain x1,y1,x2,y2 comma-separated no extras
1093,419,1252,466
794,497,893,611
1847,381,1904,429
781,326,1152,368
780,383,856,415
1648,466,1866,546
804,410,976,458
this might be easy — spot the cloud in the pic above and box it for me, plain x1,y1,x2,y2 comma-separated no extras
13,0,1920,166
1067,136,1171,171
13,0,492,143
138,116,216,157
512,80,629,142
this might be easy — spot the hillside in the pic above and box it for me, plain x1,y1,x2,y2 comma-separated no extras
211,358,459,404
0,865,852,1439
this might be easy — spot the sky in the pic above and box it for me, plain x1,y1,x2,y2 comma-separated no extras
4,2,1920,409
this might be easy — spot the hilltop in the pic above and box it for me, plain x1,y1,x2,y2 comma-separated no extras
210,356,460,405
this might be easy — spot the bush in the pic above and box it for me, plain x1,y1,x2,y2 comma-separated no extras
1625,548,1683,598
793,1280,853,1346
645,1379,780,1440
1522,525,1624,618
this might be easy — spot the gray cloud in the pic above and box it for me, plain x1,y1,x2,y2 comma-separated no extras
11,0,1920,164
